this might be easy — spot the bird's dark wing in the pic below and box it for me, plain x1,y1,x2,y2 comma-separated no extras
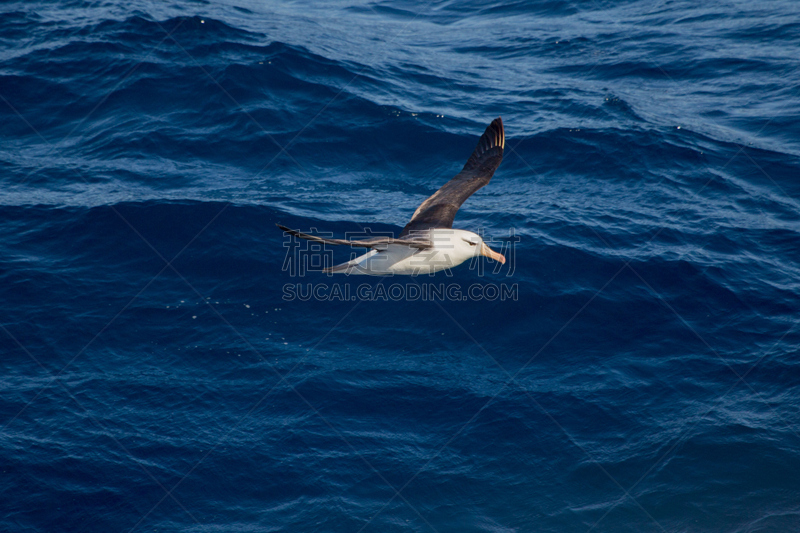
399,117,504,238
277,224,432,249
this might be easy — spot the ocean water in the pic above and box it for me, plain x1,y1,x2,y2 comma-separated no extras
1,0,799,531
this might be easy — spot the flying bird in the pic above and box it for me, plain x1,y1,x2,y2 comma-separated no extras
278,117,507,275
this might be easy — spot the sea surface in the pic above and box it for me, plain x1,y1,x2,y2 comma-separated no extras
1,1,799,531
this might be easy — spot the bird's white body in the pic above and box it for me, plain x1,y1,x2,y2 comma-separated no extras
327,229,503,276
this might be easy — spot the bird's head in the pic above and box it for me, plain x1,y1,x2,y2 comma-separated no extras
432,229,506,267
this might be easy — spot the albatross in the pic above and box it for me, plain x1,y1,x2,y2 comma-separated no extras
278,117,507,275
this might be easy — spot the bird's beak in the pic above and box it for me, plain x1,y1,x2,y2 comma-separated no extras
480,243,505,264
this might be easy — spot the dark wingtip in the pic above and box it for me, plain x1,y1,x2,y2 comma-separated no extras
463,117,505,171
479,117,504,153
277,224,300,238
488,117,504,150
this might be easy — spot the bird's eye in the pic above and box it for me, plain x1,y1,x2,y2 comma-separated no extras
462,238,478,246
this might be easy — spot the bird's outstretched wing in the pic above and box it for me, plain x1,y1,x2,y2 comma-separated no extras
399,117,504,238
277,224,432,249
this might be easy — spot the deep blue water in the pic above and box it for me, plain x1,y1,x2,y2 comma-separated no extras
2,1,800,531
